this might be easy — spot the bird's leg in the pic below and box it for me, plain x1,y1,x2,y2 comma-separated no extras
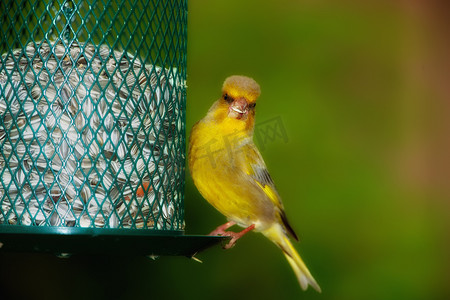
209,222,256,249
209,221,236,236
222,224,256,249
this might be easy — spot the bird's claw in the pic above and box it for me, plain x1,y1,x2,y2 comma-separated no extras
209,221,236,236
210,223,256,249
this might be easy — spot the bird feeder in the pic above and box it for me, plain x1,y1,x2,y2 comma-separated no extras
0,0,222,256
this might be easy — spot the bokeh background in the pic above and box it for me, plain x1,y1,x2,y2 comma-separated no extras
1,0,449,299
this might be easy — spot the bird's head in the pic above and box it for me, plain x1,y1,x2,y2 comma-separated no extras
220,75,261,122
204,75,261,133
206,76,261,122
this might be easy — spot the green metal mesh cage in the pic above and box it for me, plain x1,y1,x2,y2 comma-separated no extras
0,0,196,253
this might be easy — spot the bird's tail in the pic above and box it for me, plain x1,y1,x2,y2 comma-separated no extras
263,225,321,292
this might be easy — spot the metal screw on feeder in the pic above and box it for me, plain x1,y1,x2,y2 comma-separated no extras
0,0,224,255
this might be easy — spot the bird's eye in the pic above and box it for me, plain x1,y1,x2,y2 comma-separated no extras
223,93,233,103
249,103,256,109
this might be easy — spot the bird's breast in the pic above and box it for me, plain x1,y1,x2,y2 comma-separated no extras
189,120,251,169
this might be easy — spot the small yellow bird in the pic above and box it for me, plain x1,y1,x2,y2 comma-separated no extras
188,75,321,292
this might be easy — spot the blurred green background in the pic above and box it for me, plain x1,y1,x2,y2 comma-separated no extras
1,0,449,299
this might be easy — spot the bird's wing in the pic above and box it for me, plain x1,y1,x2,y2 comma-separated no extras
240,143,298,240
241,143,279,203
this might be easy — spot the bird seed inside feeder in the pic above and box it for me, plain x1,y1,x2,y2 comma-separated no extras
0,40,185,230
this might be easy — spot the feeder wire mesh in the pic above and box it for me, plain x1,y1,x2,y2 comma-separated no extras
0,0,187,232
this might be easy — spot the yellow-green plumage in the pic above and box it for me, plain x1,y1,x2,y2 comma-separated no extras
189,75,320,292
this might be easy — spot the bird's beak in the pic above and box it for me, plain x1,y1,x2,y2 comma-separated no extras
228,97,248,120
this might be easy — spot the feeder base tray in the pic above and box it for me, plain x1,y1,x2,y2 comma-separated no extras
0,226,227,257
